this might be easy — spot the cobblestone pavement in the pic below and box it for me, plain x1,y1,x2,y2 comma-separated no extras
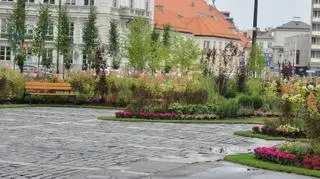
0,107,314,179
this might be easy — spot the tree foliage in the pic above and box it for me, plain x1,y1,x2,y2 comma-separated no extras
247,43,265,77
82,5,99,67
7,0,26,73
171,35,201,74
149,27,168,74
126,17,152,72
33,4,51,69
108,21,121,69
56,5,72,70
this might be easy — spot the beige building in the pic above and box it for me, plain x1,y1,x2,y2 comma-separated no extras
0,0,154,70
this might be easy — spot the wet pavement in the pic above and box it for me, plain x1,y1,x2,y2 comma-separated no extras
0,107,315,179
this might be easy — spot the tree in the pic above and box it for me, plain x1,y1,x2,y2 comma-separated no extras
203,42,243,96
56,5,72,73
82,5,99,69
33,4,51,70
108,21,121,69
126,17,152,72
171,35,201,74
7,0,26,73
148,27,167,74
247,43,265,78
162,24,172,73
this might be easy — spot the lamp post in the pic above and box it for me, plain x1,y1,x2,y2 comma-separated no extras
252,0,259,45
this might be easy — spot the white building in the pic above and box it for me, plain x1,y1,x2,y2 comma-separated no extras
0,0,154,70
311,0,320,68
257,18,310,68
284,34,311,69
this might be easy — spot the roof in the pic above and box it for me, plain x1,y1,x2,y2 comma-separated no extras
154,0,241,40
276,20,310,30
237,32,252,48
257,31,273,39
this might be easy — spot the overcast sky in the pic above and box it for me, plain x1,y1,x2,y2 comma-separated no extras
214,0,311,30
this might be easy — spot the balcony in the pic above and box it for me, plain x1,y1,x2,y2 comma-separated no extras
314,3,320,9
312,44,320,49
117,6,151,19
312,17,320,22
312,31,320,36
311,58,320,63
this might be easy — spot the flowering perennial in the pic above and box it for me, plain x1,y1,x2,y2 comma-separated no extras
302,156,320,170
254,147,298,166
115,111,179,120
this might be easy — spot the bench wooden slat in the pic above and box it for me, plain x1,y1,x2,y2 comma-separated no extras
25,86,72,90
25,82,72,87
29,93,76,96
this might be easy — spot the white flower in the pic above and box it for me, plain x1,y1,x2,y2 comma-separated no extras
308,84,315,91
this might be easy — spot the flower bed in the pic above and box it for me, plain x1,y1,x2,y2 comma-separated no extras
303,156,320,170
115,111,179,120
252,125,306,138
254,146,320,171
254,147,298,166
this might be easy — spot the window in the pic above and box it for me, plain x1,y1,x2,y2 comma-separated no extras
46,23,54,41
0,46,11,61
43,0,55,4
268,42,272,48
203,41,210,49
42,48,53,66
314,10,320,18
25,0,35,3
84,0,94,5
259,42,263,48
145,0,149,12
66,0,76,5
314,0,320,4
130,0,134,8
311,50,320,58
296,50,300,65
26,22,34,40
112,0,117,7
1,0,13,2
0,19,8,38
312,37,320,45
313,24,320,31
69,22,74,41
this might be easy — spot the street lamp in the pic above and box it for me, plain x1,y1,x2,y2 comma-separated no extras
252,0,259,45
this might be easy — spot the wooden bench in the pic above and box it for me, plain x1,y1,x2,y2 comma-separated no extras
24,82,76,104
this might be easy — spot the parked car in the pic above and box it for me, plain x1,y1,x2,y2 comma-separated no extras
23,65,40,77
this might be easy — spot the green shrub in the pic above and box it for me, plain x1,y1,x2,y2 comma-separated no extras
168,103,217,115
246,78,264,96
280,142,309,159
216,99,239,118
251,95,263,109
238,95,253,108
224,89,237,99
0,68,25,100
264,118,282,130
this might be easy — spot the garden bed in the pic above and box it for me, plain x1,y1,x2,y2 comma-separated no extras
224,153,320,178
97,116,266,124
234,130,309,142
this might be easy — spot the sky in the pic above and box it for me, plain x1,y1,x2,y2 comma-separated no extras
214,0,311,30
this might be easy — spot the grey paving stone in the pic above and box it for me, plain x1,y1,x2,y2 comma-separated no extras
0,107,312,179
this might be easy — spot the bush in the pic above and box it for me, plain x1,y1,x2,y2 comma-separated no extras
0,68,25,100
168,103,217,115
280,142,309,159
216,99,239,118
238,95,263,109
238,95,253,108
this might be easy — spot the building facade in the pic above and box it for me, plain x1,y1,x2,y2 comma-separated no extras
284,34,311,69
0,0,154,70
257,18,310,69
311,0,320,68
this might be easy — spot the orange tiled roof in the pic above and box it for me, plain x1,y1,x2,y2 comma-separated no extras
237,32,252,48
154,0,240,40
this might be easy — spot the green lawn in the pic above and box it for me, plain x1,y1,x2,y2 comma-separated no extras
97,116,266,124
0,104,123,110
224,153,320,178
234,130,309,142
